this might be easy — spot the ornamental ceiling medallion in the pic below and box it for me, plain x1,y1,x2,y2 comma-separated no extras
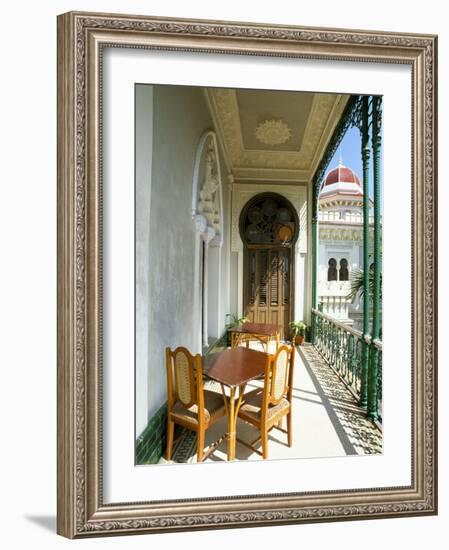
254,119,292,146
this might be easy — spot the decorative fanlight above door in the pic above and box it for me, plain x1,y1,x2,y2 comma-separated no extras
240,194,298,246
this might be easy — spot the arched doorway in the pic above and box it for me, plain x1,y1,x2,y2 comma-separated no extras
239,193,299,338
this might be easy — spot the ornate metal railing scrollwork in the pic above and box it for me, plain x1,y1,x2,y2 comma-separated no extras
312,308,382,421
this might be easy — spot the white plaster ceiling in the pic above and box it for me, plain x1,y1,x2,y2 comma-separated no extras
205,88,349,184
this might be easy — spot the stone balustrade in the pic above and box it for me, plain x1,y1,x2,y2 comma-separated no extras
318,211,374,224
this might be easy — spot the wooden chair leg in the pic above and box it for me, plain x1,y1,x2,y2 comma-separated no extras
166,419,175,460
287,413,292,447
261,428,268,459
277,418,282,429
197,428,205,463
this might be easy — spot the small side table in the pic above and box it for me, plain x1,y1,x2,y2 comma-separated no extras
228,322,281,352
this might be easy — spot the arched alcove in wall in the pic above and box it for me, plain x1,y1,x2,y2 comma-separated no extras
192,131,224,350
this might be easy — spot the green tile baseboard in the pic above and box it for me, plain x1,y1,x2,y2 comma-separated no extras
135,334,228,465
135,403,168,465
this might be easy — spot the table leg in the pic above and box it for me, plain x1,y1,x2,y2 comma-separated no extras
264,336,269,352
231,332,243,349
226,384,247,461
227,387,236,460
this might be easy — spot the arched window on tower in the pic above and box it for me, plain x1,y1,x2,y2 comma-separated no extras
327,258,338,281
339,258,349,281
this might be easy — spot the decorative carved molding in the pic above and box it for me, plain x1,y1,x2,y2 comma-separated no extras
74,15,88,533
231,184,307,252
81,499,434,533
204,225,217,244
194,214,208,235
319,196,364,208
192,131,223,247
59,12,437,537
79,15,435,51
230,168,310,182
319,226,367,241
255,119,292,146
207,89,345,174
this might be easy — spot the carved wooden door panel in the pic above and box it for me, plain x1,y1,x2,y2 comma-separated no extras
244,247,291,338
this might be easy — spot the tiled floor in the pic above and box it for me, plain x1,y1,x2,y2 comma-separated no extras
159,342,382,465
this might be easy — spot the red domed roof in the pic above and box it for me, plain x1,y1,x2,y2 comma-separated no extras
324,164,361,187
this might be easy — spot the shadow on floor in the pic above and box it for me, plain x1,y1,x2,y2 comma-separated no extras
299,348,358,455
298,345,382,455
24,515,56,533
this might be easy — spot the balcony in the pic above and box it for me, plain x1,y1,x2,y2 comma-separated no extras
312,308,383,422
318,280,353,322
159,332,382,464
318,211,374,224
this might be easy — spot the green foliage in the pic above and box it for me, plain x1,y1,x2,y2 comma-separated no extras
289,320,307,338
225,313,249,329
347,265,382,302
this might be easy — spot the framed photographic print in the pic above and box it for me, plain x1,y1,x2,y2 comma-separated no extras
57,11,438,538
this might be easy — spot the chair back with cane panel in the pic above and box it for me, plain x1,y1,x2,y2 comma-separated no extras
266,345,294,407
166,347,204,413
237,343,295,459
165,346,224,463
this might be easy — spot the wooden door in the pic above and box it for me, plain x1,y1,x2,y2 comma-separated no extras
243,247,292,338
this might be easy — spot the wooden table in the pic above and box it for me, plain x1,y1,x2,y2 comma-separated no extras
203,347,268,461
228,322,282,351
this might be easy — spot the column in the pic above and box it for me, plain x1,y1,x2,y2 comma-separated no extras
202,240,209,348
311,175,319,343
360,95,371,409
194,214,207,353
367,96,382,420
202,226,216,349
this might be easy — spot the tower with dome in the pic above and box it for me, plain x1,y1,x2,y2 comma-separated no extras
318,160,374,328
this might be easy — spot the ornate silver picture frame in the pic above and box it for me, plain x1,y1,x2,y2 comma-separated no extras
57,11,437,538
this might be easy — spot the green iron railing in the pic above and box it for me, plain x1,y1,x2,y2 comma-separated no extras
310,94,383,423
312,308,382,421
373,336,383,421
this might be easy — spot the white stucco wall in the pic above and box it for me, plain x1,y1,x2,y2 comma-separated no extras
135,85,231,435
135,85,153,436
148,85,210,422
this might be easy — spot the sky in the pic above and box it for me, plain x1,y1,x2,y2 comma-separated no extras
326,125,377,200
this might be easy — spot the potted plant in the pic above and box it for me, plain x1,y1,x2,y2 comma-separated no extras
289,320,307,346
225,314,249,346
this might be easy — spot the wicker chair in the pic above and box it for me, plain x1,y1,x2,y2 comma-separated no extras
237,344,295,459
165,347,226,463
